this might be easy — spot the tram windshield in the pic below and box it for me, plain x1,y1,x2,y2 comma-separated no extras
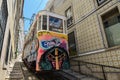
49,16,63,33
37,14,65,33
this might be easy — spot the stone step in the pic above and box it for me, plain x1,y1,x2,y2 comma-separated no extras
10,71,22,74
11,69,22,72
10,74,23,77
5,62,24,80
9,73,22,75
5,74,23,80
12,68,21,70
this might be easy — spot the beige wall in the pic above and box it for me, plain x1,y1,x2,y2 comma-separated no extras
46,0,120,79
0,0,24,79
52,0,120,53
47,0,120,65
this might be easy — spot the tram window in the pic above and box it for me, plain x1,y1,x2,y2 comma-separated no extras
38,16,41,30
49,16,63,33
42,15,47,30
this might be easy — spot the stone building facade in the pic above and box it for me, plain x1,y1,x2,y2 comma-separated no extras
45,0,120,80
0,0,24,79
18,18,24,55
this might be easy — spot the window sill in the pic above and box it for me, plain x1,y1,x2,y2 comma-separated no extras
96,0,111,10
67,23,75,30
105,45,120,51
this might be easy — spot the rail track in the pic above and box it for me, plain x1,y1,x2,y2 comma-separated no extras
7,61,98,80
21,62,71,80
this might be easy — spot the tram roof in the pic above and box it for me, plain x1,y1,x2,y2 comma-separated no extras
37,10,66,20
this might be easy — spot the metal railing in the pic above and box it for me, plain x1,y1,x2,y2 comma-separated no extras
70,59,120,80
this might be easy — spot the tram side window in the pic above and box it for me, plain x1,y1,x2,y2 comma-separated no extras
38,16,41,30
42,15,47,30
49,16,63,33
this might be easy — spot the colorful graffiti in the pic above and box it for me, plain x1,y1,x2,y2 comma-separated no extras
40,38,61,49
37,31,68,52
36,31,69,71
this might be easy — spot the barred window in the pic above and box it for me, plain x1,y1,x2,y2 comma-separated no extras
65,6,73,28
97,0,107,5
68,31,77,56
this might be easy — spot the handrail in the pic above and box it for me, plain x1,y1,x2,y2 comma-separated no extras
70,59,120,80
71,59,120,69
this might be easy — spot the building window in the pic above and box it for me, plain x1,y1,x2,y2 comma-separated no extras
0,23,3,57
68,31,77,56
65,6,73,28
1,0,8,33
9,46,13,61
97,0,107,5
0,0,8,57
102,7,120,47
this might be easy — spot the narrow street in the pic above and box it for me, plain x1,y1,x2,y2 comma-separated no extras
1,0,120,80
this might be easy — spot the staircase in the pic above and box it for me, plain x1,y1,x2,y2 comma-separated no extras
5,61,24,80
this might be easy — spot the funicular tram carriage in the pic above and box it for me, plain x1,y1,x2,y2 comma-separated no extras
22,10,70,72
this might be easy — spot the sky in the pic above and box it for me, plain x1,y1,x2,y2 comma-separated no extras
23,0,48,33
